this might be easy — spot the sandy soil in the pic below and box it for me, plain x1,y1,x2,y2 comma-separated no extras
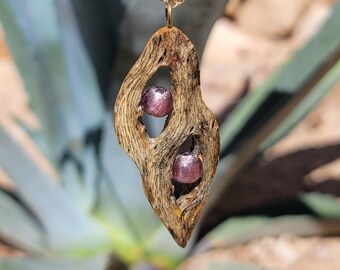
179,235,340,270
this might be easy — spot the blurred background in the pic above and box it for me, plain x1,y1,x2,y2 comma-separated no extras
0,0,340,269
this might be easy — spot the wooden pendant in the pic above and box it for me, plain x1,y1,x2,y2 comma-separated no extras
114,26,220,247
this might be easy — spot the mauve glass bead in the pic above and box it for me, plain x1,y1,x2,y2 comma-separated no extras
173,153,203,184
141,86,173,117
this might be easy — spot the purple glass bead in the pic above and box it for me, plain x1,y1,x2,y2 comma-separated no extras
173,152,203,184
141,86,173,117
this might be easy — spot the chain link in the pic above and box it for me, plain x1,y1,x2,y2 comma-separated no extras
160,0,186,8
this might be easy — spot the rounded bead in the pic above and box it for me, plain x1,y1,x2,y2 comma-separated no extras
141,86,173,117
173,152,203,184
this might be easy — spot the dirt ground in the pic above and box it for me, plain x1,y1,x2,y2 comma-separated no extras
179,235,340,270
193,1,340,268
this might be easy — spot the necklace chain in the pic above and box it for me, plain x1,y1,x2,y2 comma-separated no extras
160,0,185,8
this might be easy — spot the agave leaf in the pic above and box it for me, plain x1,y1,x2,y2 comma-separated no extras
0,126,109,254
58,142,101,211
208,3,340,205
177,260,270,270
0,255,109,270
94,176,139,259
261,60,340,151
54,0,105,131
143,226,192,268
218,72,280,155
79,145,100,210
69,0,125,103
0,190,46,254
59,160,92,212
0,0,80,161
300,192,340,219
0,0,104,163
100,116,160,243
194,215,340,254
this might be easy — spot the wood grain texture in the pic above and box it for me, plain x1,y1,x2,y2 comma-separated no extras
114,26,219,247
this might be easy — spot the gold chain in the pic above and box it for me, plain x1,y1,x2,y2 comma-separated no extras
162,0,185,27
165,4,173,28
160,0,186,8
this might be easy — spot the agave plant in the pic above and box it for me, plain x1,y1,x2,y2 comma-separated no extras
0,0,340,269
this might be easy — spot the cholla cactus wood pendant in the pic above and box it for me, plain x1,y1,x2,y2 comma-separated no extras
114,3,219,247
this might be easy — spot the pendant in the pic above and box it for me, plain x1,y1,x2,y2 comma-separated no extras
114,4,219,247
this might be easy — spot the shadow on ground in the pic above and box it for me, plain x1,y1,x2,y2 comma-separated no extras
199,143,340,240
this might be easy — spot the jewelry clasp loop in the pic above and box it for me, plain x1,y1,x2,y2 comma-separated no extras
165,3,173,28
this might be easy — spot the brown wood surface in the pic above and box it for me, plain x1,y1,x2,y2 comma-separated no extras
114,26,219,247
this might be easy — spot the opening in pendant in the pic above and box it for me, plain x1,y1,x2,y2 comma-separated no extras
140,67,173,138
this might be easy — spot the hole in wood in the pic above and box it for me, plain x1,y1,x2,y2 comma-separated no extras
148,66,172,90
141,114,167,138
172,135,203,199
140,67,173,138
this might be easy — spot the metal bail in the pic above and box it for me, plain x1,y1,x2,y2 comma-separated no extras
165,3,173,28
